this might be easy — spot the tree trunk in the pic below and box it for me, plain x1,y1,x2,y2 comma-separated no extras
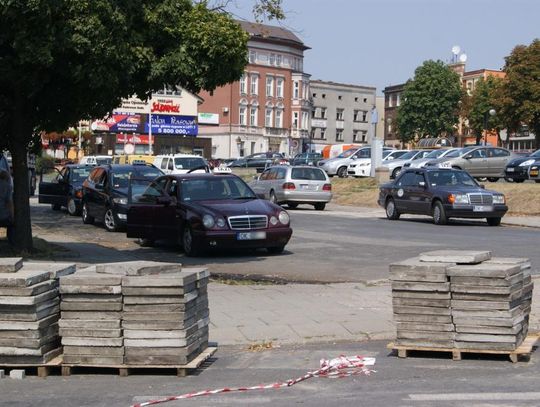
10,114,33,251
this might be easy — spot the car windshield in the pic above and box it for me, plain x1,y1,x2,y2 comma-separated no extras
427,170,477,187
71,168,92,182
291,167,327,181
181,177,256,201
337,149,358,158
445,148,464,158
398,151,418,160
426,150,446,158
174,157,206,170
530,150,540,158
96,157,112,165
112,166,162,189
382,151,392,158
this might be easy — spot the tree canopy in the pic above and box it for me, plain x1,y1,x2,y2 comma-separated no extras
467,76,504,145
496,38,540,149
0,0,268,250
396,60,463,144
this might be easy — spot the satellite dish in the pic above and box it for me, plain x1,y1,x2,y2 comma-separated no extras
459,53,468,63
451,45,461,55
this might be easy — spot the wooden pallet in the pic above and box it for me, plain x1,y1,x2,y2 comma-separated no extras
0,355,63,378
61,346,217,377
387,333,539,363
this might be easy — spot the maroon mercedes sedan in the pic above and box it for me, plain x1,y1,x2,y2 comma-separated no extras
126,172,293,256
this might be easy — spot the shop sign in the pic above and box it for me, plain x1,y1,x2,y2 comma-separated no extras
91,113,145,133
151,98,181,114
116,134,150,145
198,113,220,125
147,115,198,136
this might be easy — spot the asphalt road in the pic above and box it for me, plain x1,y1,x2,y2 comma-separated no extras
30,199,540,283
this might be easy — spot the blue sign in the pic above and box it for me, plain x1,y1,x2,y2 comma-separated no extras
146,114,198,136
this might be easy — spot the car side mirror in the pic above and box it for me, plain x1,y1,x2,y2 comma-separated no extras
351,156,357,160
464,154,472,159
156,195,172,206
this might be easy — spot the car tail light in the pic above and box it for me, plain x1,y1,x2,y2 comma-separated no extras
322,184,332,191
282,182,296,190
75,190,83,199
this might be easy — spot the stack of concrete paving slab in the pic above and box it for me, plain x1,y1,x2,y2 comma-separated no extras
0,259,75,364
59,269,123,365
390,256,455,348
391,250,534,352
121,265,210,366
448,257,533,351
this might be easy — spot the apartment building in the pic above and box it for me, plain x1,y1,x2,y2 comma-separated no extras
309,80,376,152
197,21,311,158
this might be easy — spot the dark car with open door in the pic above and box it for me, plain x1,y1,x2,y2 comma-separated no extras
38,164,93,215
126,172,293,256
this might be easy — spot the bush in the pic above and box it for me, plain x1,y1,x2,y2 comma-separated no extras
35,155,56,173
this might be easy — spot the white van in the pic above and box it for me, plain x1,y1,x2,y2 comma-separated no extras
153,154,208,175
79,155,112,166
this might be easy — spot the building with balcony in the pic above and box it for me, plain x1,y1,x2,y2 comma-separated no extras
197,20,311,159
309,80,376,152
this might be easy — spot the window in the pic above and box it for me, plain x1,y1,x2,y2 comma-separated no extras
275,109,283,128
266,76,274,97
363,98,367,103
388,95,393,107
388,123,392,133
397,172,417,187
322,94,326,99
250,75,258,95
320,129,326,139
293,81,299,98
276,78,284,98
239,106,247,126
336,129,344,142
353,110,360,122
353,130,359,142
313,93,317,98
292,112,299,128
265,108,273,127
312,108,317,118
239,74,247,94
338,95,342,100
269,53,276,65
355,97,358,102
362,111,368,122
249,50,256,63
396,94,401,106
336,109,344,121
321,107,327,119
302,111,309,130
276,54,282,66
489,148,510,157
250,107,258,126
361,131,367,142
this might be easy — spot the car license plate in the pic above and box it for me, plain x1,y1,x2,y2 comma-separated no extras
473,205,493,212
237,231,266,240
300,184,315,190
506,167,515,172
438,162,452,168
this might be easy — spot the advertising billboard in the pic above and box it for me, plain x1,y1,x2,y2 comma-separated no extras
147,115,198,136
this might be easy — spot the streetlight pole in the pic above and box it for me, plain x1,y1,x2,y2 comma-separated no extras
482,108,496,146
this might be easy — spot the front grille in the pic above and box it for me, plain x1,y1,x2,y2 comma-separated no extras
228,215,268,230
468,194,493,205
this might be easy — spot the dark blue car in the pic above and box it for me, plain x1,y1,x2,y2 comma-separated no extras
378,168,507,226
504,149,540,183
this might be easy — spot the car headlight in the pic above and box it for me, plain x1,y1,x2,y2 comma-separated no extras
519,159,535,167
448,193,469,204
202,214,215,229
493,195,505,204
270,216,279,225
278,211,290,225
216,218,226,228
112,197,128,205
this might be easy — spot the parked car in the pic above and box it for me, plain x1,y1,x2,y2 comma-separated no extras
378,168,507,226
383,150,431,179
79,155,112,166
318,146,394,178
424,146,517,181
403,148,461,169
228,152,289,171
249,165,332,210
81,163,163,232
347,149,409,177
290,152,323,166
3,151,37,195
38,164,93,215
153,154,209,175
126,172,292,256
504,149,540,183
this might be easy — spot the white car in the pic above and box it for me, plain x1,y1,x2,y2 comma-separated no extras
403,148,461,170
347,150,408,177
79,155,112,166
153,154,208,174
318,146,394,178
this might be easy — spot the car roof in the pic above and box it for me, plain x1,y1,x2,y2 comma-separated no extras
155,154,204,158
162,173,240,181
401,167,464,174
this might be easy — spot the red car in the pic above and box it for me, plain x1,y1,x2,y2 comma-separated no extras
126,173,293,256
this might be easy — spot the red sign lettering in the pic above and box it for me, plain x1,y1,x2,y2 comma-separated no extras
151,102,180,113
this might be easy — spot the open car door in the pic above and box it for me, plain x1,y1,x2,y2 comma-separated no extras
38,168,69,207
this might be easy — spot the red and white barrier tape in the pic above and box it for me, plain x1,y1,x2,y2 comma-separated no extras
132,355,376,407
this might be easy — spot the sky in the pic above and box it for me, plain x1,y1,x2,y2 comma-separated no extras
231,0,540,94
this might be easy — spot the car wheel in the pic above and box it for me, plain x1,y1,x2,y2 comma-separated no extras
432,201,448,225
82,203,94,225
104,208,119,232
476,177,488,182
314,203,326,211
391,167,401,179
385,198,400,220
287,203,298,209
67,198,80,216
487,177,499,182
182,226,201,257
51,203,61,211
487,217,501,226
269,190,277,204
137,238,155,247
337,166,348,178
267,246,285,254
